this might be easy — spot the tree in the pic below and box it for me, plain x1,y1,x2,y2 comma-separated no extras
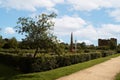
2,37,18,49
18,40,31,49
77,42,86,49
0,36,4,48
16,12,60,57
2,38,10,49
109,40,117,50
9,37,18,49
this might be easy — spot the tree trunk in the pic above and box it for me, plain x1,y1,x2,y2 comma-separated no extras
33,48,38,58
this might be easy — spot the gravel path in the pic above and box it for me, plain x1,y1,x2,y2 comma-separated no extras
57,56,120,80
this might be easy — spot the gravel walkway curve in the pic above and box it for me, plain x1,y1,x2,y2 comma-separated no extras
57,56,120,80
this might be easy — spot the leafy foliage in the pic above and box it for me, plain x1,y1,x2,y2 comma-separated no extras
15,13,61,57
2,37,18,49
0,51,115,73
0,36,4,48
109,40,117,50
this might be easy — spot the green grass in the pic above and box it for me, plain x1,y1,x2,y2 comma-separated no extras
115,72,120,80
0,54,120,80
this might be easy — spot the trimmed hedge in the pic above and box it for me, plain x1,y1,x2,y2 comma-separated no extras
0,53,34,73
101,51,115,57
0,51,116,73
116,49,120,53
0,49,35,54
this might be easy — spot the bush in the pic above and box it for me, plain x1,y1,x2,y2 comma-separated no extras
32,53,102,72
32,56,58,72
0,51,116,73
0,52,34,73
116,49,120,53
84,49,90,53
90,52,102,59
97,46,109,50
101,51,115,57
0,49,35,55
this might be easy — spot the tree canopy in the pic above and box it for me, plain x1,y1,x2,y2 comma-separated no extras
16,13,61,57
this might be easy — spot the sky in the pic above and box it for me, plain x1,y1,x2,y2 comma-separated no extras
0,0,120,45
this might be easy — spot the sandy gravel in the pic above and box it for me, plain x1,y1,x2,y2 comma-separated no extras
57,56,120,80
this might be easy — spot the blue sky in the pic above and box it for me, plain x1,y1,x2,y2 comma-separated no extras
0,0,120,45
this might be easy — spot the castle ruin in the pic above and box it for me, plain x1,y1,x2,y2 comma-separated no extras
98,38,117,47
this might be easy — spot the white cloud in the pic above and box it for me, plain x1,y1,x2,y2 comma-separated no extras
67,0,110,11
0,0,64,12
99,24,120,33
0,1,1,5
107,0,120,8
67,0,120,11
1,0,120,22
67,0,120,22
58,39,64,43
74,25,98,40
108,9,120,22
52,0,64,4
75,24,120,41
54,15,86,35
54,15,120,44
4,27,15,34
46,8,58,14
97,24,120,39
77,40,93,45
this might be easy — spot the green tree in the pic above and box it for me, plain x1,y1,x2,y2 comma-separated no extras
9,37,18,49
18,40,30,49
0,36,4,48
2,37,18,49
0,29,5,48
109,40,117,50
16,13,61,57
77,42,86,49
117,44,120,49
2,38,10,49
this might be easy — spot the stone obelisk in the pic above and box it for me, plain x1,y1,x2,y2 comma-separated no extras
70,32,73,52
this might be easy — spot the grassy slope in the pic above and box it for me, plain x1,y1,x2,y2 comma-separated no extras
115,72,120,80
0,54,120,80
9,54,120,80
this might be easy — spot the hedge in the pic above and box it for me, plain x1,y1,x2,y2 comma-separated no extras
0,51,116,73
0,49,35,54
101,51,115,57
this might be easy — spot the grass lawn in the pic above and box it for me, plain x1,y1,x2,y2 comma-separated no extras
0,54,120,80
115,72,120,80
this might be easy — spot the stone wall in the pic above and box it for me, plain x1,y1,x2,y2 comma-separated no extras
98,38,117,47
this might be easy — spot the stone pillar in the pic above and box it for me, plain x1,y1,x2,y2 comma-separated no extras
70,32,73,52
75,39,77,52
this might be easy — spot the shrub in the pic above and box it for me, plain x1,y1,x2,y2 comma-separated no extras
0,51,116,73
84,49,90,53
101,51,115,57
0,49,35,55
18,57,34,73
0,52,34,73
116,49,120,53
90,52,102,59
32,56,58,72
